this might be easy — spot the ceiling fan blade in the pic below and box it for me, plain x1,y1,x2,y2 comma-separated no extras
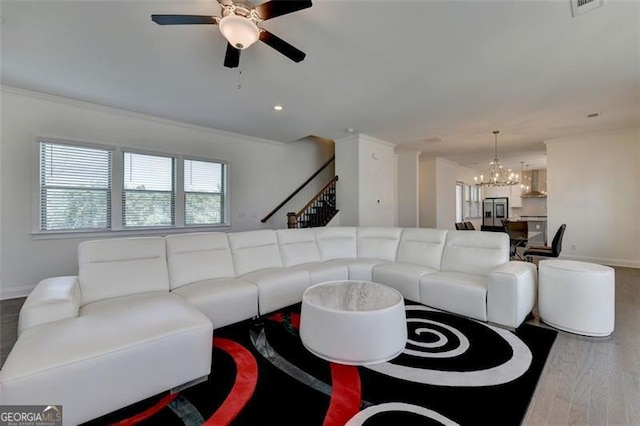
254,0,312,21
259,30,306,63
151,15,218,25
224,43,241,68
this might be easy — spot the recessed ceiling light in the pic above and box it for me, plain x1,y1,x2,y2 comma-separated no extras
346,128,355,133
587,112,600,118
273,105,283,111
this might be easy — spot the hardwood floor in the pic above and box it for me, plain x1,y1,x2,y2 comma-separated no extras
0,266,638,425
0,297,24,366
523,266,640,425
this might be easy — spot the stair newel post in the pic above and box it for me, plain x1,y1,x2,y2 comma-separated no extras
287,212,298,229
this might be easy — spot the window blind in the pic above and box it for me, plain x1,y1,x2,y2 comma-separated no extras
122,152,175,227
184,159,225,225
39,142,112,231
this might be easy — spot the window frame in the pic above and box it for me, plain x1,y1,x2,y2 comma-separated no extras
32,137,230,239
463,184,482,219
183,156,227,227
121,149,177,230
37,139,114,232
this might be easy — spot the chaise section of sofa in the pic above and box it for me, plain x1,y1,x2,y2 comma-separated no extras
0,237,213,426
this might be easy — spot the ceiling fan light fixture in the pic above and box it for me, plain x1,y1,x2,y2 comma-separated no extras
219,15,259,50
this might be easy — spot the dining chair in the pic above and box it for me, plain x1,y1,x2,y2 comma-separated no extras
504,220,528,260
523,224,566,262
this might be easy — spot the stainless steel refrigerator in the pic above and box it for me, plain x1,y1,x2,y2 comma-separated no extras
482,197,509,231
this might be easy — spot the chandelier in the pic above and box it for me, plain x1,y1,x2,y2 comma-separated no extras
474,130,519,187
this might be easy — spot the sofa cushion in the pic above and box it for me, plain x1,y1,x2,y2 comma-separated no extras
441,231,509,276
315,227,357,261
228,230,283,276
171,278,258,328
166,232,235,290
0,292,212,426
276,229,321,267
292,261,349,284
323,259,390,281
241,268,311,315
373,263,437,302
397,228,448,270
419,271,488,321
357,227,403,261
78,237,169,305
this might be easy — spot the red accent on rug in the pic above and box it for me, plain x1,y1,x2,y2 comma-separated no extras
323,363,362,426
204,337,259,426
267,311,301,329
110,392,178,426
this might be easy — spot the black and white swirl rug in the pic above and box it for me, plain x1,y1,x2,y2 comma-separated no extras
85,301,557,426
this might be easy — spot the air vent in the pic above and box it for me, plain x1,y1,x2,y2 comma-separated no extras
571,0,605,17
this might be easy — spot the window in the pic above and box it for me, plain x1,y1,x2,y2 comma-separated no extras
39,141,112,231
123,152,175,228
37,139,228,233
455,182,464,223
464,184,481,219
184,159,225,226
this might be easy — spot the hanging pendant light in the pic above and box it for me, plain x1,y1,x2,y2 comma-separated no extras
474,130,519,187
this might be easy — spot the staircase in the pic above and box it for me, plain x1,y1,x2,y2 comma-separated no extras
261,156,338,229
287,176,338,228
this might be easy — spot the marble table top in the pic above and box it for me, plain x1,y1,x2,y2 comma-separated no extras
303,280,403,312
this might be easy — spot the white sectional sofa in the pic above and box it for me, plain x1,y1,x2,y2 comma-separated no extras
0,226,537,425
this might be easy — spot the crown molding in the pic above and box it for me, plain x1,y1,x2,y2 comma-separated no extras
1,85,286,146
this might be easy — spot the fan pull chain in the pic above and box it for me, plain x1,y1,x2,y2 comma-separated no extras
237,69,243,90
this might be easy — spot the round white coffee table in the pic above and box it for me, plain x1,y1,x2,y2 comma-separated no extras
299,280,407,365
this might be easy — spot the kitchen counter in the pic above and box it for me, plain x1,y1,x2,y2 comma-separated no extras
509,216,547,221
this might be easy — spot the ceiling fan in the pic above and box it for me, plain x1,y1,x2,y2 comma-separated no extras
151,0,312,68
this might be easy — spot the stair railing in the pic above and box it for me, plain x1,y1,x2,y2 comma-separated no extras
287,176,339,228
261,156,335,224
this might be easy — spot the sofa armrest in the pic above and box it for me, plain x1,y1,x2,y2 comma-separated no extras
487,261,537,329
18,276,81,335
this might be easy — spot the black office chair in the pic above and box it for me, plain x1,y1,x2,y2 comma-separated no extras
463,221,475,230
455,222,466,230
523,224,566,262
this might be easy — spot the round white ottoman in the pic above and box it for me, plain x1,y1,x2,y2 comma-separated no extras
538,260,615,337
299,280,407,365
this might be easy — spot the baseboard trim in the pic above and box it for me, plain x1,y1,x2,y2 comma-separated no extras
559,254,640,269
0,284,34,300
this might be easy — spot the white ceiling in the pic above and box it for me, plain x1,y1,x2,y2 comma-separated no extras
2,0,639,171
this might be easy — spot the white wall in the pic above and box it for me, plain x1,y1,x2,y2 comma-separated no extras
435,158,457,230
335,133,396,226
0,87,333,298
335,134,360,226
358,134,396,226
419,156,466,230
396,150,420,227
545,127,640,267
418,158,437,228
